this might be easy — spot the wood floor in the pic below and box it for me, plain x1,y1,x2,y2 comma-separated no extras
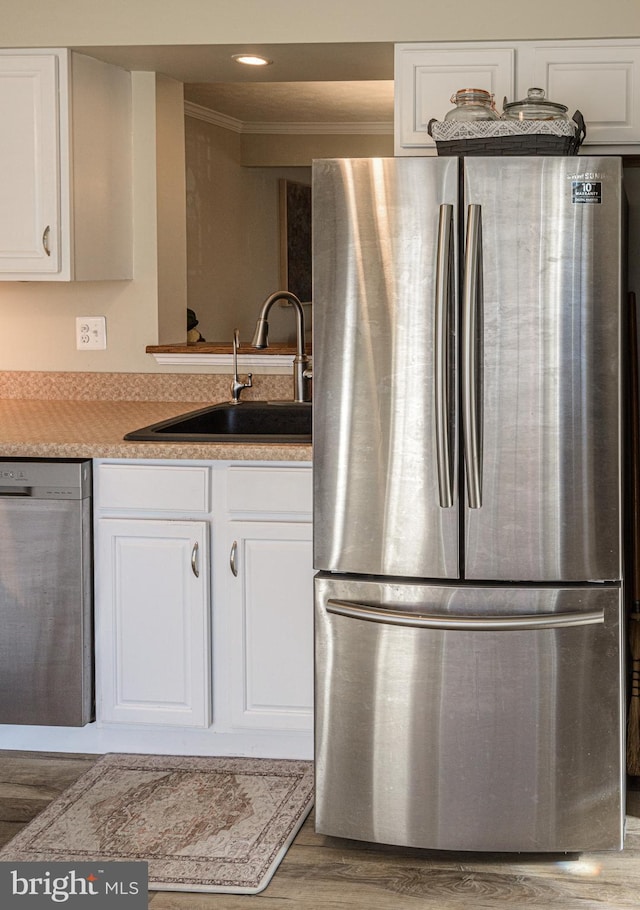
1,750,639,909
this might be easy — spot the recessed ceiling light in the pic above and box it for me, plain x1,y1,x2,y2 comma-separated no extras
232,53,272,67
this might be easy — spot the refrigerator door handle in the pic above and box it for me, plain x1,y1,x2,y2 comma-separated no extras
435,203,455,508
462,203,483,509
326,598,605,631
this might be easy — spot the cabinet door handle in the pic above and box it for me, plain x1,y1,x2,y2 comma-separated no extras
42,225,51,257
191,541,199,577
230,540,238,577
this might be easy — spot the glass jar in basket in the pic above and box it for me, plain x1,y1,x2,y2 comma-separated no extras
444,88,499,121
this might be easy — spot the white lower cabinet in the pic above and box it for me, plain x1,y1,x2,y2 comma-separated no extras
96,517,210,727
93,458,314,756
226,521,314,732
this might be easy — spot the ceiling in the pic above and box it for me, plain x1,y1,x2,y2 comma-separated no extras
74,42,395,125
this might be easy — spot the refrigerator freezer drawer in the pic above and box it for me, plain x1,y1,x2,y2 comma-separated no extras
315,574,625,852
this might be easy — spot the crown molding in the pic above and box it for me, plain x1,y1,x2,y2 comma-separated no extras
184,101,392,135
185,101,243,131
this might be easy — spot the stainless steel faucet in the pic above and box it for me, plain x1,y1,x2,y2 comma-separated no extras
230,328,253,403
251,291,312,402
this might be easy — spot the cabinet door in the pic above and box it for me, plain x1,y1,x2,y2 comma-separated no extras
227,522,314,732
0,54,60,273
96,518,210,727
394,43,515,154
521,43,640,147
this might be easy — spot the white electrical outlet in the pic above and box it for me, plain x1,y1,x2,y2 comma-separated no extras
76,316,107,350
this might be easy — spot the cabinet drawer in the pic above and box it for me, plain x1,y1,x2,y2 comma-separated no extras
98,464,210,513
227,466,312,515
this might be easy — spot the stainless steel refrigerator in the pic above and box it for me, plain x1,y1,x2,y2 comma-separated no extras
312,156,626,853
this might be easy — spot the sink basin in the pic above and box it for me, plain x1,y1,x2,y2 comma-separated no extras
124,401,312,443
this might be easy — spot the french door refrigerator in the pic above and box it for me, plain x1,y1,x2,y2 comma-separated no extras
312,156,626,853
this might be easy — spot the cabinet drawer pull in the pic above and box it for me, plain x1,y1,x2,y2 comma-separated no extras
191,541,199,577
230,540,238,577
42,225,51,256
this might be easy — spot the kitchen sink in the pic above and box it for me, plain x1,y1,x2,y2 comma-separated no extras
124,400,312,443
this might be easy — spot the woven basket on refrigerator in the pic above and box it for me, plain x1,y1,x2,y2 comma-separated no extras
427,112,586,156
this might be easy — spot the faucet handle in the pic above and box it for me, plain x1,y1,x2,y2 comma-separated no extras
231,373,253,403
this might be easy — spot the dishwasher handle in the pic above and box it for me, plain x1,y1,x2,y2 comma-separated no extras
0,486,32,497
326,598,605,631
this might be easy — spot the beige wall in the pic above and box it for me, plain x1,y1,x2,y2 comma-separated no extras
186,115,393,343
185,115,313,343
0,1,638,373
1,0,638,45
240,133,393,169
155,75,188,346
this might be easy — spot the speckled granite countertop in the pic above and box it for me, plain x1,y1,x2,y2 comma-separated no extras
0,399,313,462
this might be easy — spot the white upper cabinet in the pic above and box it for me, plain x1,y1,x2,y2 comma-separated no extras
395,44,514,154
0,55,60,274
521,42,640,148
0,49,132,280
395,40,640,155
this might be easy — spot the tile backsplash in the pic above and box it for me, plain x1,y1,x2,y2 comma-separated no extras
0,371,293,402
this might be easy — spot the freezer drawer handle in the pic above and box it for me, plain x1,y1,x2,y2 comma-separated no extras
326,599,605,631
435,203,455,509
462,204,483,509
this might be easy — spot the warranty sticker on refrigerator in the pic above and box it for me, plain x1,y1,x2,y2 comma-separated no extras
572,181,602,203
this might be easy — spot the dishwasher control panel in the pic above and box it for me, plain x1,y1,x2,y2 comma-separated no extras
0,459,91,499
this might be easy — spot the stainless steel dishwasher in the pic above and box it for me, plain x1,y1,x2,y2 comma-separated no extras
0,460,93,726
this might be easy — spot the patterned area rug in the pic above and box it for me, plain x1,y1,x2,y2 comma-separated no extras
0,753,314,894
